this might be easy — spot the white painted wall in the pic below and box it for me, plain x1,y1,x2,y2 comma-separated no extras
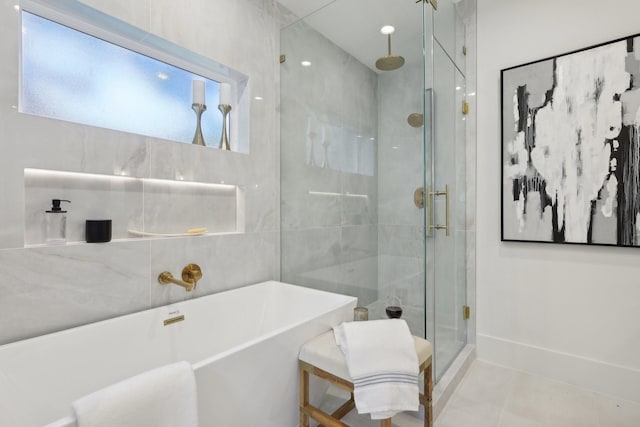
477,0,640,402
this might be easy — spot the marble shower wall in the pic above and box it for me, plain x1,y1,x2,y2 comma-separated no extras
0,0,279,344
377,64,426,335
280,17,379,306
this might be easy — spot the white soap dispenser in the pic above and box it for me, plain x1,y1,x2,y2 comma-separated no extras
45,199,70,245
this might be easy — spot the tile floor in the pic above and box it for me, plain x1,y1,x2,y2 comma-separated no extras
333,360,640,427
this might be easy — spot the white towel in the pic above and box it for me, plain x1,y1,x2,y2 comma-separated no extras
72,361,198,427
333,319,419,420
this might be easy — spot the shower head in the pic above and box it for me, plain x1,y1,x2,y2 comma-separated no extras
375,33,405,71
376,55,405,71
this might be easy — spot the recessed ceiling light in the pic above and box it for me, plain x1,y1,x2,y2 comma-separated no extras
14,5,20,11
456,86,461,91
156,72,169,80
380,25,395,35
369,137,375,141
392,146,399,150
301,60,312,67
254,96,263,101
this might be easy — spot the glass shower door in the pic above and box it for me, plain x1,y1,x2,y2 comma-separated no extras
425,0,468,381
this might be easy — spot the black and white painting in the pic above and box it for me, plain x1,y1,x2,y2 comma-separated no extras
502,34,640,247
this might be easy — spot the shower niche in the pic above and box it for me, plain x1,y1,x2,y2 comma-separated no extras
23,169,244,247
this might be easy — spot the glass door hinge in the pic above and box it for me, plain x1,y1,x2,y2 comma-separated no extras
463,305,470,320
462,101,470,115
279,54,286,64
416,0,438,10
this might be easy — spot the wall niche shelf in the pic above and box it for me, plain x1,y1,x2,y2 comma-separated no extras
24,168,245,247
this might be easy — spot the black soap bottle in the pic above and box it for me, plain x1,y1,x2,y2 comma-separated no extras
45,199,70,245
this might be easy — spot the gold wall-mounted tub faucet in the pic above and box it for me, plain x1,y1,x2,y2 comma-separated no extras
158,263,202,292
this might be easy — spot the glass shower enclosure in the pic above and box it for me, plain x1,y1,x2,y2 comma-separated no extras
279,0,473,381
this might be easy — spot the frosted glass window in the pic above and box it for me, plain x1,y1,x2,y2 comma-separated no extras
21,11,223,146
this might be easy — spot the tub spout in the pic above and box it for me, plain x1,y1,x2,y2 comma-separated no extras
158,272,194,292
158,264,202,292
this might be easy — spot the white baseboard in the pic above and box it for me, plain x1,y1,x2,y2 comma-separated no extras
477,334,640,404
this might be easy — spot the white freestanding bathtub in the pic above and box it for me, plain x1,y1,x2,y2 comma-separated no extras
0,281,357,427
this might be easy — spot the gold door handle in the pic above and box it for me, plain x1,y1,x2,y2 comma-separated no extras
427,185,432,237
428,184,450,236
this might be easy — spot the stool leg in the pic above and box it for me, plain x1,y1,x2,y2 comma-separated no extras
425,362,433,427
380,418,392,427
300,366,309,427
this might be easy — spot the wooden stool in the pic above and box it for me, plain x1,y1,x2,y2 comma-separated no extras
298,330,433,427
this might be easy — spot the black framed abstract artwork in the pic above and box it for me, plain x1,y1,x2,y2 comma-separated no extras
501,33,640,247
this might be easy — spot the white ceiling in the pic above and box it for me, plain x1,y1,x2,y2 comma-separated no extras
278,0,425,73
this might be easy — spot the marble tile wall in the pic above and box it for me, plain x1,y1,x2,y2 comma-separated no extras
0,0,280,344
377,64,426,333
280,15,379,307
